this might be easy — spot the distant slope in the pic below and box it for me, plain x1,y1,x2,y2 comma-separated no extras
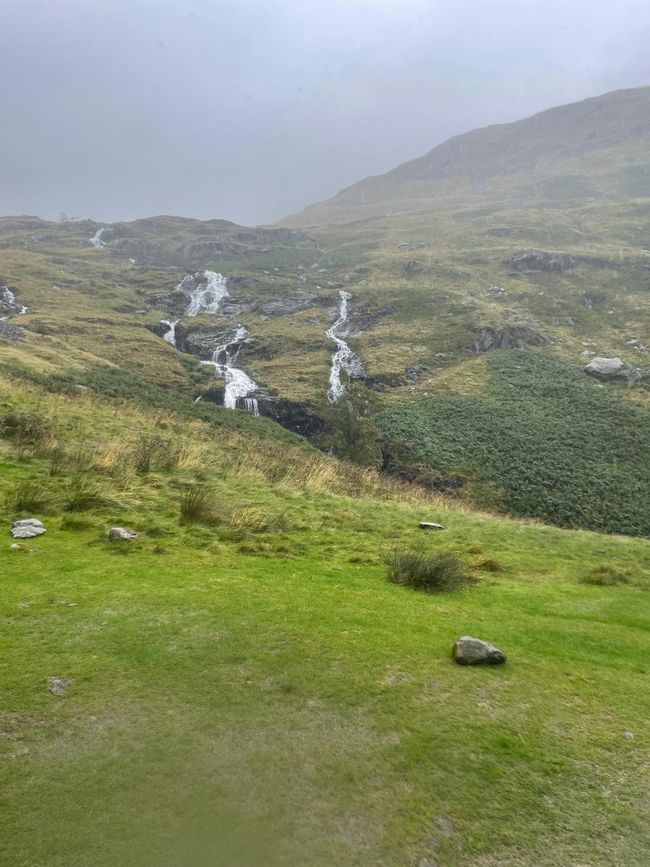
281,87,650,227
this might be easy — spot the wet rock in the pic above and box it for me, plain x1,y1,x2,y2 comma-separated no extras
259,398,326,437
403,260,423,273
453,636,506,665
259,291,318,316
48,677,70,695
486,285,507,298
108,527,138,541
584,356,641,384
11,519,46,539
420,522,445,530
508,250,576,272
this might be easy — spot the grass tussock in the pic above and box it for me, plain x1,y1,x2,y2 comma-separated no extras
179,484,219,524
581,565,631,587
5,479,54,515
387,548,477,593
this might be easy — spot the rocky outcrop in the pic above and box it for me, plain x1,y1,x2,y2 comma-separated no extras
584,356,641,384
260,291,318,317
405,363,430,383
259,398,326,437
508,250,576,271
0,321,25,342
453,636,506,665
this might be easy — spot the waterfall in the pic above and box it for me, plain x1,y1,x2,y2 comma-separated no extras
201,325,259,415
184,271,229,316
89,227,108,249
159,271,259,414
326,290,363,402
161,319,178,347
0,286,28,316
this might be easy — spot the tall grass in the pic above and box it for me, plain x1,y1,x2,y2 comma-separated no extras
387,549,477,593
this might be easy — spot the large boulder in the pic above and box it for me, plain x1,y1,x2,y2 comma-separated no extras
11,519,46,539
584,356,641,384
453,636,506,665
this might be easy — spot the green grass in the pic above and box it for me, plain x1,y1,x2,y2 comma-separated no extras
0,381,649,866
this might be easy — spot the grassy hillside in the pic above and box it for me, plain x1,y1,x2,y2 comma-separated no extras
1,374,649,866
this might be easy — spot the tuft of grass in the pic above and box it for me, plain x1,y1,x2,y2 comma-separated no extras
5,479,53,514
581,564,631,587
62,476,124,512
472,556,503,572
387,548,477,593
1,411,53,453
179,484,218,524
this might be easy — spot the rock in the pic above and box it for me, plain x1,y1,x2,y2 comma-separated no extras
10,543,22,550
108,527,138,541
11,519,46,539
0,321,25,342
584,356,641,384
403,260,422,273
486,285,507,298
48,677,70,695
259,292,318,317
417,859,438,867
420,522,445,530
435,816,454,836
508,250,576,272
453,636,506,665
405,363,430,383
623,731,635,741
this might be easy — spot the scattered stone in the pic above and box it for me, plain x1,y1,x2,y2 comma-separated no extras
623,731,635,741
508,250,576,272
486,285,507,298
10,543,22,550
584,356,641,384
417,859,438,867
11,519,46,539
48,677,70,695
453,636,506,665
435,816,455,836
420,522,445,530
0,321,25,342
108,527,138,542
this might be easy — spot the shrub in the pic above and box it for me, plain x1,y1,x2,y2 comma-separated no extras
133,434,165,474
179,484,218,524
6,479,53,514
387,549,476,593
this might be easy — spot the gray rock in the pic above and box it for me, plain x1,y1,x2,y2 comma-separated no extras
11,519,46,539
10,543,22,550
508,250,576,272
405,363,430,383
48,677,70,695
420,522,445,530
584,356,641,384
259,292,318,317
108,527,138,541
453,636,506,665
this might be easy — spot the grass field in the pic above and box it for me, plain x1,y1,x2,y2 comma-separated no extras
1,378,649,866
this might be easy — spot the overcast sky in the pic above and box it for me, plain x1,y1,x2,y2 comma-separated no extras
1,0,649,226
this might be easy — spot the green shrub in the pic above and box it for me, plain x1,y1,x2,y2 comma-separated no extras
179,485,218,524
387,549,476,593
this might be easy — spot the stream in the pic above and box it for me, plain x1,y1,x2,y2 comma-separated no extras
161,271,260,414
326,290,363,402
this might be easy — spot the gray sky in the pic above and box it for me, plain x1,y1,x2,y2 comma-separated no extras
1,0,649,226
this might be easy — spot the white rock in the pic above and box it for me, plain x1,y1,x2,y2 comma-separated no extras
11,519,46,539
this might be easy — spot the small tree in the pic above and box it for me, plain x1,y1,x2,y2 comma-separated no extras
318,384,382,467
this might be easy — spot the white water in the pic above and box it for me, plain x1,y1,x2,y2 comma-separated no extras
161,319,178,346
0,286,28,315
184,271,229,316
160,271,259,414
201,325,259,415
326,290,363,402
89,227,108,249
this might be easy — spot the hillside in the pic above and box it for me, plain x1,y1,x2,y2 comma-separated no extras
281,87,650,227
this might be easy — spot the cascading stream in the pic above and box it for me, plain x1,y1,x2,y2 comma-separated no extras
89,227,108,248
160,270,259,414
326,290,363,402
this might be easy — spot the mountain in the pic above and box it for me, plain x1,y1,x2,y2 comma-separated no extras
281,87,650,227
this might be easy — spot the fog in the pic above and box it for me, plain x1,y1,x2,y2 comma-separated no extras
1,0,649,225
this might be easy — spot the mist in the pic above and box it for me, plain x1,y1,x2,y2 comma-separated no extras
1,0,649,225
